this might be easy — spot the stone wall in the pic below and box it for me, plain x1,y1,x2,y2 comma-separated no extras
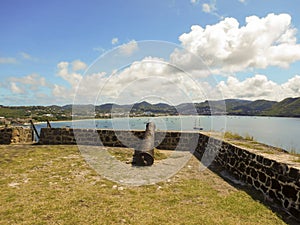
195,137,300,218
0,127,33,144
39,128,143,147
38,128,198,150
38,127,300,218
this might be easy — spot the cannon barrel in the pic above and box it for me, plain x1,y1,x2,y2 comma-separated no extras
132,122,155,166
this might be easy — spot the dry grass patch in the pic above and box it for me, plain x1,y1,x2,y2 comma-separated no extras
0,145,286,224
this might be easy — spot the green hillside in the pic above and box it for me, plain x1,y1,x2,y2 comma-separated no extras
1,97,300,121
262,97,300,117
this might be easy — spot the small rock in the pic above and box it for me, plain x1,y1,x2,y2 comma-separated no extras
23,178,30,183
112,185,118,189
8,182,20,188
157,186,162,190
118,186,124,191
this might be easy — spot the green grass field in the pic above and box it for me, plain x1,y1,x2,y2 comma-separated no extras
0,145,288,224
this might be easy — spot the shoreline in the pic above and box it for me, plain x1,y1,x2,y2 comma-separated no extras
26,114,300,125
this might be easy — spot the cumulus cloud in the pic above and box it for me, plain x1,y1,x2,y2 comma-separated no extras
58,56,214,105
88,57,216,105
171,13,300,73
119,40,139,56
281,75,300,97
202,3,215,13
6,73,47,98
10,82,25,94
54,60,91,102
200,0,223,19
217,74,300,101
57,61,83,87
190,0,199,5
9,73,46,90
111,37,119,45
54,60,107,103
71,60,87,71
0,73,56,105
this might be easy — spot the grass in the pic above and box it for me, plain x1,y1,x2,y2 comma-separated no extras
221,131,294,155
289,148,300,162
294,158,300,163
224,131,254,141
0,144,287,224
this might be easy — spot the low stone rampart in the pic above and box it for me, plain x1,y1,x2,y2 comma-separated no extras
0,127,33,144
38,127,300,218
38,128,200,150
198,138,300,218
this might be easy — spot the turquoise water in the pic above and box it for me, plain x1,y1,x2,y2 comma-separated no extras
35,116,300,153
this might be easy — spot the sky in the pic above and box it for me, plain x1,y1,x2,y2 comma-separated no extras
1,0,300,106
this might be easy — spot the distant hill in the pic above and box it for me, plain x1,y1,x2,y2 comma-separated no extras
74,97,300,117
261,97,300,117
1,97,300,121
224,99,277,116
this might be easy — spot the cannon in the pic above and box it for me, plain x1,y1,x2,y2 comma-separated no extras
132,122,155,166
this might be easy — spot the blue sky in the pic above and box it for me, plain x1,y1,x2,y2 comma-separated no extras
1,0,300,105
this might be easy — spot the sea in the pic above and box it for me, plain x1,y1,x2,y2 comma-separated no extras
34,115,300,154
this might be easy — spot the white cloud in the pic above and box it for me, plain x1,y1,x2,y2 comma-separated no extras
201,0,222,18
0,73,56,105
0,57,17,64
217,75,279,100
72,60,87,71
19,52,39,62
239,0,246,3
54,60,107,103
9,73,46,89
202,3,213,13
7,73,47,96
111,37,119,45
171,13,300,73
88,57,214,105
57,61,83,87
19,52,31,60
10,82,25,94
217,74,300,101
60,57,209,105
281,75,300,96
52,84,70,100
190,0,199,5
4,58,299,105
119,40,139,56
19,52,38,61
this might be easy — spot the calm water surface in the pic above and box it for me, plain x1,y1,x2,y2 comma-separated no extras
36,116,300,153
